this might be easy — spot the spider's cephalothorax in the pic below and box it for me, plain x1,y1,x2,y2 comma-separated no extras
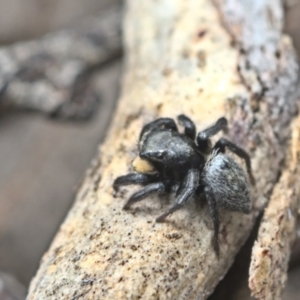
113,115,255,254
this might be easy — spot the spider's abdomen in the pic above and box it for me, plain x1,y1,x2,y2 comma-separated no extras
203,152,251,214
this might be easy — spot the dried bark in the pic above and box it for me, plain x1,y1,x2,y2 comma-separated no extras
249,115,300,300
27,0,299,299
0,4,122,120
216,2,300,295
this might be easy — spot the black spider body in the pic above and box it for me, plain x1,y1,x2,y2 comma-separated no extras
140,129,205,187
203,152,251,213
114,115,254,254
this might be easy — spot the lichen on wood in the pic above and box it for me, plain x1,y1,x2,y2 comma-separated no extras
27,0,299,299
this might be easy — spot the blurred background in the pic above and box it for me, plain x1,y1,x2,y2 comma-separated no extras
0,0,299,299
0,0,116,44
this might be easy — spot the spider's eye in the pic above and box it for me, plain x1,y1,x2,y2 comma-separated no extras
156,151,166,159
140,150,167,161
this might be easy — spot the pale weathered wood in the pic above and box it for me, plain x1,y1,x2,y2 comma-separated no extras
27,0,299,299
249,115,300,300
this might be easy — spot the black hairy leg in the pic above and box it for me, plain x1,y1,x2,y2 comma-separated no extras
139,118,178,141
123,182,165,210
204,186,220,256
156,169,199,222
177,114,196,140
113,173,160,190
214,137,255,185
197,117,228,154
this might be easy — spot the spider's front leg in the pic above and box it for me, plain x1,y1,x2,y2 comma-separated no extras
156,169,199,222
113,173,159,190
139,118,178,141
177,114,196,140
123,182,165,210
114,172,164,210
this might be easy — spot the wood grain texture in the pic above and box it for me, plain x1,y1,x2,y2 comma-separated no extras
27,0,299,299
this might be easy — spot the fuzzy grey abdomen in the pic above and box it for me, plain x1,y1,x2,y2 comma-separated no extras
203,153,251,213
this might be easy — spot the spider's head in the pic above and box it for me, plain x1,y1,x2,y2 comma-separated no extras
139,130,196,169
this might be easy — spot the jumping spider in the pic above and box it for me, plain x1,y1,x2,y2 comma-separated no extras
113,115,254,254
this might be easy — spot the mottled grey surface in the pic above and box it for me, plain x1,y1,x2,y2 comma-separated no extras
0,61,121,285
0,4,122,120
0,0,120,43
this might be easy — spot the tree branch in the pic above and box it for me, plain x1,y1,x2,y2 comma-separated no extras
27,0,299,299
249,115,300,300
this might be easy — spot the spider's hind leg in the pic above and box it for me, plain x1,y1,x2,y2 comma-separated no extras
204,186,220,256
213,137,255,185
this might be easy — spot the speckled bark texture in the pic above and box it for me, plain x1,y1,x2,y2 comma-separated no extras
249,115,300,300
216,1,300,298
0,4,121,120
27,0,299,299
